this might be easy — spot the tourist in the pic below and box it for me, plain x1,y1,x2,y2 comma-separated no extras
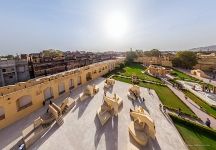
50,100,53,105
163,106,166,113
142,97,145,102
205,118,211,127
178,108,181,116
159,104,162,110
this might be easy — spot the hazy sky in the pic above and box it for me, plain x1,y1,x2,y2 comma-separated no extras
0,0,216,55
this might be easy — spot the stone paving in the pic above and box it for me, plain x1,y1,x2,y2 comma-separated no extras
0,78,187,150
179,81,216,106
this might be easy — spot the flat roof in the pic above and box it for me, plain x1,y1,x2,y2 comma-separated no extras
0,78,187,150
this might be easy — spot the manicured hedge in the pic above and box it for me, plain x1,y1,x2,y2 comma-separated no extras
169,113,216,136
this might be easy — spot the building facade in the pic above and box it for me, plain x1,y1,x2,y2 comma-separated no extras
28,51,117,78
0,58,125,129
134,53,174,67
194,53,216,72
0,60,30,87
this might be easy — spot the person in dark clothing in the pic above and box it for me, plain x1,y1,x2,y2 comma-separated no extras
50,100,53,105
205,118,211,127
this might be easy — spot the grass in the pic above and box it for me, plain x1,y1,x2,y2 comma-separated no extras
170,114,216,150
113,76,195,116
104,63,162,83
183,90,216,118
171,69,200,83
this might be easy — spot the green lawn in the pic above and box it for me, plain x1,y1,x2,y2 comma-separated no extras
183,90,216,118
113,76,195,116
104,63,162,83
171,115,216,150
171,69,200,83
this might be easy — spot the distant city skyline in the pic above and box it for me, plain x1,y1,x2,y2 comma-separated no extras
0,0,216,55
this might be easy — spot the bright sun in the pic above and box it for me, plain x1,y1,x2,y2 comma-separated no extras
104,12,129,39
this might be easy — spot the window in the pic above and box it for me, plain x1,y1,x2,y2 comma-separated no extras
44,87,53,101
2,69,6,72
77,76,81,85
17,95,32,111
58,82,65,95
69,79,74,89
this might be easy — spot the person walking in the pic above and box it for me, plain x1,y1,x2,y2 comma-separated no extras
205,118,211,127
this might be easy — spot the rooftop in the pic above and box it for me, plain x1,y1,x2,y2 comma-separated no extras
0,78,187,150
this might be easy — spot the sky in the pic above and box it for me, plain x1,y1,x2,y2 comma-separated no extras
0,0,216,55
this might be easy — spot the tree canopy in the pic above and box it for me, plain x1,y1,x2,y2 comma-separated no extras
172,51,197,69
144,49,161,57
126,50,137,63
0,55,14,60
42,49,63,57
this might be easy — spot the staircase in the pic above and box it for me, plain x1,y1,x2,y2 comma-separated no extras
56,116,64,126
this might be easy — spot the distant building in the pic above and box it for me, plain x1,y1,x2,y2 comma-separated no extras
134,53,174,67
0,59,30,86
28,51,117,78
194,53,216,72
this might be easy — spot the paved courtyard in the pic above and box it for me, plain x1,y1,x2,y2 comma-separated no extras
0,78,187,150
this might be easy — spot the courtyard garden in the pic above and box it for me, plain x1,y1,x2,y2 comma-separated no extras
113,75,195,116
104,63,162,83
170,114,216,150
183,90,216,118
170,69,201,83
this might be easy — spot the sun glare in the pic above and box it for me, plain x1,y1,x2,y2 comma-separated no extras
104,12,129,39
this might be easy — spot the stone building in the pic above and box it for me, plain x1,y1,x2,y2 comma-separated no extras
28,51,117,78
0,58,125,129
148,65,171,77
194,53,216,72
0,59,30,87
134,53,174,67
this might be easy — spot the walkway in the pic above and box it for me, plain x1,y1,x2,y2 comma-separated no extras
167,84,216,129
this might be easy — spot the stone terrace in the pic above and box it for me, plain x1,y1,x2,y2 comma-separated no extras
0,78,187,150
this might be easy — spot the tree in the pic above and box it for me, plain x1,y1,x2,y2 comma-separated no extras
42,49,63,57
126,50,137,63
144,49,161,57
172,51,197,69
0,55,14,60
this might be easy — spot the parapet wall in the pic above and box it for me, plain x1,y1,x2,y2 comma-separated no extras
0,58,125,129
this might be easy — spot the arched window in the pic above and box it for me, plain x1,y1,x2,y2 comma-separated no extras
69,79,74,89
0,107,5,120
58,82,65,95
77,76,82,85
44,87,53,101
17,95,32,111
